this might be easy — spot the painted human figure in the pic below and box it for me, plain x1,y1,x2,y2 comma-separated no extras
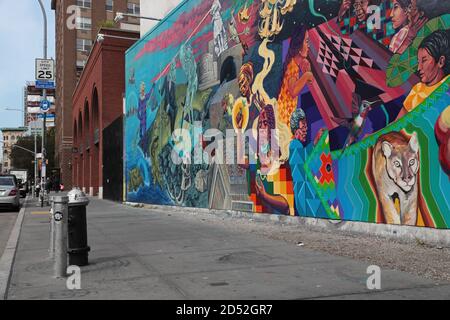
278,27,313,127
404,29,450,112
338,0,381,23
138,81,155,149
254,104,290,215
290,108,325,146
238,62,254,106
179,44,198,132
389,0,427,54
235,101,290,215
161,61,177,131
338,0,392,39
211,0,228,57
435,105,450,178
289,108,327,217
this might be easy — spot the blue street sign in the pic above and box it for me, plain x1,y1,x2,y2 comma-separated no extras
36,80,55,89
37,114,55,119
40,100,51,112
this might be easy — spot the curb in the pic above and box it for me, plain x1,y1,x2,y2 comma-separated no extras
123,202,450,247
0,197,29,300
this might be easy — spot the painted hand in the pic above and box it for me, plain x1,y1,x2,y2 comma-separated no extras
236,111,244,129
338,0,351,21
255,175,265,198
405,8,428,44
303,71,314,84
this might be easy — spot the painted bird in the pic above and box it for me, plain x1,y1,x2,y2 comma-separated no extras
334,93,375,156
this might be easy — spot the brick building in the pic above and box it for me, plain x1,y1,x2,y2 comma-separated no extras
1,127,28,173
72,28,138,199
51,0,140,189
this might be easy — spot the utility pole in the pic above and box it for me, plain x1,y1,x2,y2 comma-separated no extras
34,126,38,198
37,0,48,206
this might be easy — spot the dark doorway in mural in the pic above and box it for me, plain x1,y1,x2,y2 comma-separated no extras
103,116,123,202
220,56,237,83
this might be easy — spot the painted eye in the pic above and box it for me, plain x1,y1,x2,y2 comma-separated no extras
394,161,401,168
409,159,415,166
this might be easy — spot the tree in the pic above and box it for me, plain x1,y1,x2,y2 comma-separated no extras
10,127,56,177
98,20,115,28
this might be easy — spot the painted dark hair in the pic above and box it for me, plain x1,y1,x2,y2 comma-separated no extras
290,108,306,136
419,29,450,75
286,27,307,66
280,27,307,92
395,0,411,10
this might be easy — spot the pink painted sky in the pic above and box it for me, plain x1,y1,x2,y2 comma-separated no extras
134,0,260,82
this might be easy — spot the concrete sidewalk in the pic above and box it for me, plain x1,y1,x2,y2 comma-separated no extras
5,198,450,300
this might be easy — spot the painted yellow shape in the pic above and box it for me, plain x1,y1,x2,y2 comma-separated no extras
31,211,50,215
394,198,401,215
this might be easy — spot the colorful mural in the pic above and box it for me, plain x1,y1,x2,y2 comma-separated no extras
125,0,450,228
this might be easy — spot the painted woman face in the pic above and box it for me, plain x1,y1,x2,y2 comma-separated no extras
390,0,408,29
300,32,310,58
417,47,445,86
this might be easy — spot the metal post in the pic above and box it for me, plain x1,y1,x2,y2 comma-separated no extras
37,0,48,207
34,133,38,198
49,199,55,259
52,196,68,278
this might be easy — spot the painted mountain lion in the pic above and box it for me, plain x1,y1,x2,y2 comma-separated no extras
372,131,420,225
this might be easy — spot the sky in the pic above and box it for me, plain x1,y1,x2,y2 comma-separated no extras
0,0,55,160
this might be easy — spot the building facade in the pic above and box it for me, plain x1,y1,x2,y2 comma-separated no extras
51,0,140,189
1,128,28,173
72,28,138,199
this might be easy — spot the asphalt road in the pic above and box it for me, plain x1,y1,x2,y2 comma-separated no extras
0,202,21,258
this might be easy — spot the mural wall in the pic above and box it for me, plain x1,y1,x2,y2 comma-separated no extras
125,0,450,228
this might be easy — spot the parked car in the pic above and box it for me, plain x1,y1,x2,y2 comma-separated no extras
0,175,21,212
10,170,28,197
17,179,27,198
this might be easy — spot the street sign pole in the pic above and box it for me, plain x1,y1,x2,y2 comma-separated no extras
38,0,48,207
34,132,37,198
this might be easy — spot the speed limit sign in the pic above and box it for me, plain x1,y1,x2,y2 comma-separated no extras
35,58,55,81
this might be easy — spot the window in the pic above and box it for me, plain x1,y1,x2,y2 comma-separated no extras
76,0,91,9
76,17,92,30
11,136,15,140
76,60,87,69
106,0,113,11
0,176,14,186
77,39,92,53
127,2,140,15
